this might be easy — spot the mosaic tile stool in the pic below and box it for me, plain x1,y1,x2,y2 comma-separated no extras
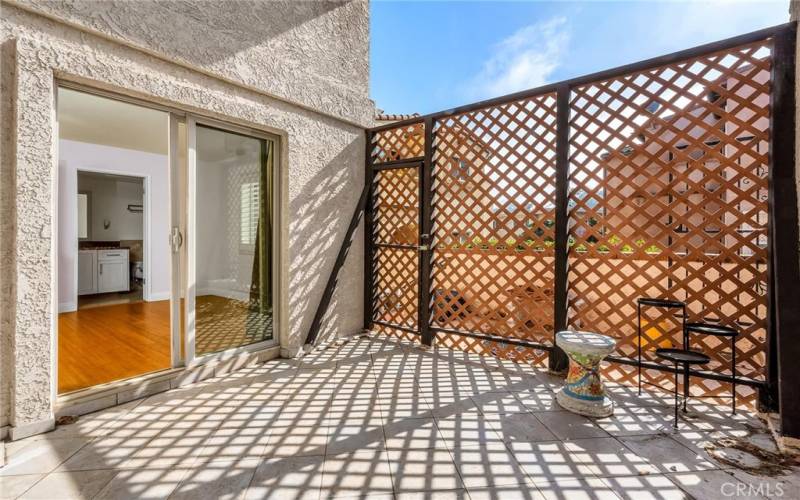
555,330,617,418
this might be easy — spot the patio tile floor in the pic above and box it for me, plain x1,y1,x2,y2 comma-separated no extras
2,335,798,499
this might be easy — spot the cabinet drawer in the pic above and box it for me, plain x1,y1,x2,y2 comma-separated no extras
98,249,128,261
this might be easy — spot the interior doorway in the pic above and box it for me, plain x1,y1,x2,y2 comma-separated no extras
75,171,145,309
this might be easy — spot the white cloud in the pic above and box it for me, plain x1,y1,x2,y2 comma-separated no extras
645,0,788,47
469,17,570,99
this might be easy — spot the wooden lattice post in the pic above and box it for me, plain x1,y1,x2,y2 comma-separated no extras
768,23,800,437
364,128,375,330
551,84,571,373
420,117,434,346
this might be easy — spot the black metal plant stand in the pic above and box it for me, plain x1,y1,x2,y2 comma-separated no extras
655,348,711,428
685,323,739,414
637,298,687,395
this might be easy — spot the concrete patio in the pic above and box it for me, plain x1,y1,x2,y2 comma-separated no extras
1,335,797,499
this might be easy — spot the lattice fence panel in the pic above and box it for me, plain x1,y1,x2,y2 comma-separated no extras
373,167,420,246
431,93,558,348
370,166,419,331
372,322,420,344
371,123,425,164
435,333,550,366
567,40,772,402
600,362,755,407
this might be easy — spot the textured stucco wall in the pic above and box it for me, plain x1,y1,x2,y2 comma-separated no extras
0,1,368,435
0,31,17,436
6,0,372,126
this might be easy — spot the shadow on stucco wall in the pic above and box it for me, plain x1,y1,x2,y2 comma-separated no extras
288,135,364,351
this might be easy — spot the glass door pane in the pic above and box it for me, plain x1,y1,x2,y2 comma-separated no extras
56,87,177,393
186,120,275,360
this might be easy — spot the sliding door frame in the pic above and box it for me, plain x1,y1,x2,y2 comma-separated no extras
184,115,281,366
168,114,184,368
54,81,284,401
55,82,186,399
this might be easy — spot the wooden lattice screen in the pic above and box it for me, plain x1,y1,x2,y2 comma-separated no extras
365,30,785,405
431,95,557,364
372,123,425,164
567,40,771,400
369,125,424,341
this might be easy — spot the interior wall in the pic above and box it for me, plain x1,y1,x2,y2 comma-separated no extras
77,174,144,242
58,139,171,311
195,141,262,302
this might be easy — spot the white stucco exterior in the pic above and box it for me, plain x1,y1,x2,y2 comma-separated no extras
0,0,371,439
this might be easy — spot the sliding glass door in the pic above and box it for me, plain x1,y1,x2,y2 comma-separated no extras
55,85,278,393
56,85,181,394
185,118,276,362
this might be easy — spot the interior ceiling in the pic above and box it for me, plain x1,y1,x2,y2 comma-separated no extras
58,88,264,161
58,88,168,155
197,125,262,163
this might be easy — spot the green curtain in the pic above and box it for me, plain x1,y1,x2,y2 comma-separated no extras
250,139,273,315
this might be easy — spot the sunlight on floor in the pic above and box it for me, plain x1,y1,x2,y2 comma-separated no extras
3,335,797,499
195,295,273,355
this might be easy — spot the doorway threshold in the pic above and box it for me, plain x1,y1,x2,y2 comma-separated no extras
56,345,280,418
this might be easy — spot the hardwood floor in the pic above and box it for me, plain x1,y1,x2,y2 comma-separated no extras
58,300,172,394
57,295,273,394
77,286,143,309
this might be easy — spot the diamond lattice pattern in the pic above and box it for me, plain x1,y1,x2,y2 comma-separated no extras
371,166,420,330
431,93,558,347
566,40,771,399
372,123,425,164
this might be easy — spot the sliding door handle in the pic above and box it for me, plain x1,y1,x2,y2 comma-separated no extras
170,227,183,253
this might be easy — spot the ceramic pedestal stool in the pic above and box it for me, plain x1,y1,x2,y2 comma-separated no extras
555,330,617,418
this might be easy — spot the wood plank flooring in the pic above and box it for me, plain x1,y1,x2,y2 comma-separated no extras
58,300,172,394
58,295,273,394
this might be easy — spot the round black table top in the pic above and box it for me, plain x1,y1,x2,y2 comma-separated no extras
685,322,738,337
638,298,685,309
655,348,710,365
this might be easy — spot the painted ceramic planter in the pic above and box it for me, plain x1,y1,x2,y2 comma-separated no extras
555,330,617,418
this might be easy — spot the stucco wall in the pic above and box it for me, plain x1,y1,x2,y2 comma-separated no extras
6,0,371,126
0,2,368,436
0,27,16,436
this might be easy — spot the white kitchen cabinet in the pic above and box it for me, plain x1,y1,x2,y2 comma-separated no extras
78,248,130,295
77,249,97,295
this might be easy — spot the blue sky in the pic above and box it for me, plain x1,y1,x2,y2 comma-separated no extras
370,0,790,115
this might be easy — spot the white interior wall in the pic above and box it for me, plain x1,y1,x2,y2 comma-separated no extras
58,139,171,311
195,140,262,302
